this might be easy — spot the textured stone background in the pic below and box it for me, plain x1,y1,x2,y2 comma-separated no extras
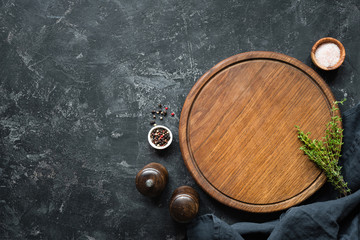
0,0,359,239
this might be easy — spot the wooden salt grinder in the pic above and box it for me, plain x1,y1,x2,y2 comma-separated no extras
135,162,168,197
169,186,199,223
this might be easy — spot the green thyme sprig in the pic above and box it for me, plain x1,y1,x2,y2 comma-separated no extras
295,99,351,197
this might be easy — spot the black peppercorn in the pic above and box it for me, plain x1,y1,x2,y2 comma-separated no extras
150,127,170,147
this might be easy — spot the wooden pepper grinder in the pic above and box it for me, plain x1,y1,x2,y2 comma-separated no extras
169,186,199,223
135,162,168,198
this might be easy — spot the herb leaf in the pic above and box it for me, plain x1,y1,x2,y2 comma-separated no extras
296,99,351,197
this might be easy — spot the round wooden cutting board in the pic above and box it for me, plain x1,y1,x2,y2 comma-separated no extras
179,51,340,213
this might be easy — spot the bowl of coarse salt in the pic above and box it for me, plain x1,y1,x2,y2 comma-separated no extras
311,37,345,71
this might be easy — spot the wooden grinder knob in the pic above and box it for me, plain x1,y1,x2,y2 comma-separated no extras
169,186,199,223
135,162,168,197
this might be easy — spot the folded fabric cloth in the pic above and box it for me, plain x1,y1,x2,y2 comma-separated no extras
187,102,360,240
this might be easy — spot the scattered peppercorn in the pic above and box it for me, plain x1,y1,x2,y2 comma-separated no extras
149,104,174,124
150,120,155,125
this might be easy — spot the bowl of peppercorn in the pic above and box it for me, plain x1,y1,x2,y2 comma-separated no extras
148,125,173,150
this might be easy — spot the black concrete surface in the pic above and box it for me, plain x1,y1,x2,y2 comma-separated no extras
0,0,359,239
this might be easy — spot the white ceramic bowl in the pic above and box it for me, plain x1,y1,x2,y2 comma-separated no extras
148,125,173,150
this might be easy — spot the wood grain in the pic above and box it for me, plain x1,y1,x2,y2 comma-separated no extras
179,51,340,213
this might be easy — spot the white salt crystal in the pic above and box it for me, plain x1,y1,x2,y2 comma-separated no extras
315,43,340,68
